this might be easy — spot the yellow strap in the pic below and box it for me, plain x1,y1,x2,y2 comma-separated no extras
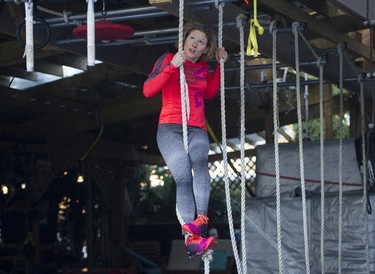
80,125,104,162
23,232,35,245
246,0,264,57
206,119,220,145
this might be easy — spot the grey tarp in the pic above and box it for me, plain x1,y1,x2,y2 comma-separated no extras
246,191,375,273
255,139,363,197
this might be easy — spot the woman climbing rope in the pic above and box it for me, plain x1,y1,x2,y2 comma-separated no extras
143,21,228,259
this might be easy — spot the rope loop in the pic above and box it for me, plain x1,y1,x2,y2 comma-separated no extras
214,0,225,10
269,20,277,34
358,72,367,83
292,21,300,34
236,14,246,30
202,249,214,274
62,10,70,24
317,55,324,68
202,249,214,263
337,42,346,55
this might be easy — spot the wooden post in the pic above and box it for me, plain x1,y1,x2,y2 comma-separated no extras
111,163,126,268
324,84,333,139
265,94,274,143
84,174,94,268
349,95,360,137
28,168,41,271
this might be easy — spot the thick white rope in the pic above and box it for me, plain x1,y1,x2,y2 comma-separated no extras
87,0,96,67
178,0,189,153
360,78,370,274
318,57,326,274
24,0,34,72
236,14,248,274
36,6,81,26
304,73,309,138
202,249,214,274
270,20,284,274
300,27,327,273
214,1,242,274
292,22,310,274
176,1,207,270
337,42,344,274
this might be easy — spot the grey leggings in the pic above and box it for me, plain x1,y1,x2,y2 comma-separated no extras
157,123,211,227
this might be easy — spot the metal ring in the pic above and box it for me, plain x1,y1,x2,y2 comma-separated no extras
16,16,51,50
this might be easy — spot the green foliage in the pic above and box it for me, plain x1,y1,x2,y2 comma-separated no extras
209,187,241,223
129,165,242,224
293,113,350,141
130,165,177,224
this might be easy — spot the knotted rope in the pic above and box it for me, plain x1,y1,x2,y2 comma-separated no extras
202,248,213,274
317,56,326,274
178,0,190,153
214,1,242,274
359,76,371,274
237,13,248,274
337,42,344,274
270,20,284,274
292,21,310,274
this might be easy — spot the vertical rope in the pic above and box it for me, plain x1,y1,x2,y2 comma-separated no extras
214,2,242,274
202,249,213,274
364,5,372,273
215,1,224,49
24,0,34,72
178,0,189,153
304,73,309,138
236,14,248,274
337,42,344,274
270,20,284,274
87,0,96,67
360,78,370,274
318,57,326,274
365,0,375,127
292,22,310,274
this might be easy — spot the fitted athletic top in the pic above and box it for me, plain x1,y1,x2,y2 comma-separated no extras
143,53,221,130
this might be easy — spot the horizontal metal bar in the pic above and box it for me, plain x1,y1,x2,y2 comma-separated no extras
54,33,177,46
226,80,326,90
46,6,170,27
132,27,178,38
225,60,327,72
187,0,237,5
227,75,372,90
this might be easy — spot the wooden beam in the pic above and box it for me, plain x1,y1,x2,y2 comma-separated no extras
258,0,373,61
0,40,60,68
328,0,375,21
298,0,342,18
149,0,172,3
149,0,244,47
0,92,161,139
0,135,165,165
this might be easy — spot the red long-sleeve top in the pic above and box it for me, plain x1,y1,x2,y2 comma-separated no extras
143,53,221,130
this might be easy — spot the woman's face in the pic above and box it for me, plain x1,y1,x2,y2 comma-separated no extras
183,30,208,63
